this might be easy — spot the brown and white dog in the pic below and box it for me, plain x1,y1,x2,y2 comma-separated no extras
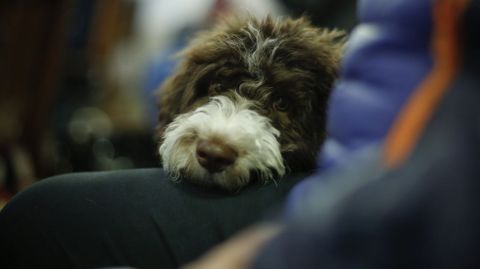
156,16,344,191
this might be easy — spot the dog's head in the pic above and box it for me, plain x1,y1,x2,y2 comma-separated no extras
156,16,345,190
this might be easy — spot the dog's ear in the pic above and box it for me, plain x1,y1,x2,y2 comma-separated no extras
155,63,188,137
155,57,218,140
268,17,346,170
155,24,235,141
289,17,346,92
311,27,346,89
156,61,193,139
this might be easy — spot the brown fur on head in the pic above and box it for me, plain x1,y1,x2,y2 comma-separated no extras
156,16,345,187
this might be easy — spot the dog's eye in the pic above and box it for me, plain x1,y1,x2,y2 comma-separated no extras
273,99,290,111
209,84,223,94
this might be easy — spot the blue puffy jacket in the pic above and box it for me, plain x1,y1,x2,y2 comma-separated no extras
286,0,433,212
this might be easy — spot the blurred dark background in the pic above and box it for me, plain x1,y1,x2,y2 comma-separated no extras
0,0,356,206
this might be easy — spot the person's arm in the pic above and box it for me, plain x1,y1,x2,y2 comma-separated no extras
182,224,281,269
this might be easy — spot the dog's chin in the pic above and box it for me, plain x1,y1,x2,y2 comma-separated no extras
173,168,259,192
159,95,285,191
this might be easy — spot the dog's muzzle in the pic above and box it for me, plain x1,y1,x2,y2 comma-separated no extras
159,95,285,190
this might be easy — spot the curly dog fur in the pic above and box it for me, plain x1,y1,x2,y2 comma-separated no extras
156,16,345,190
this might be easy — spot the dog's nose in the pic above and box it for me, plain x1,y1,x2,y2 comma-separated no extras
196,139,238,173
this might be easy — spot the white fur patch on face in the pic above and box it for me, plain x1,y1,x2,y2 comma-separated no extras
159,95,285,190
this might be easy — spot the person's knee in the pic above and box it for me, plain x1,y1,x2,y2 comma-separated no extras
0,173,82,222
